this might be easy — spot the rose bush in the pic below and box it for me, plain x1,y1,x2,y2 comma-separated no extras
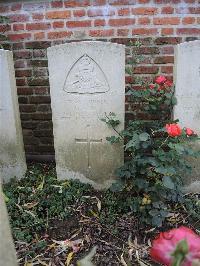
103,73,199,227
150,226,200,266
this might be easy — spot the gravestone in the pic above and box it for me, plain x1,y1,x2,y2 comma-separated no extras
174,40,200,192
0,49,27,182
0,181,18,266
47,41,125,189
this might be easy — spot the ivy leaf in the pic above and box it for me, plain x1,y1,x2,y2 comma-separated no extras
162,176,175,190
110,179,124,192
139,133,150,142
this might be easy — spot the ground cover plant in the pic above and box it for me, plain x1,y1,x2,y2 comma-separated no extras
3,164,200,265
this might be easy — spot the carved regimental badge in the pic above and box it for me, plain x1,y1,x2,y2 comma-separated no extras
63,54,110,94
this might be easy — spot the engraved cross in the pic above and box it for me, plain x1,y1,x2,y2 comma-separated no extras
75,130,102,169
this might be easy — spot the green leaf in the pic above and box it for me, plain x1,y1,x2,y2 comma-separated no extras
162,176,175,190
139,133,150,142
110,179,124,192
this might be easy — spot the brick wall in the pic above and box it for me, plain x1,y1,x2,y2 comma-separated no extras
0,0,199,161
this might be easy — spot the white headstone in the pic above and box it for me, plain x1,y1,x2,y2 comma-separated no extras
174,40,200,192
0,50,27,181
0,182,18,266
47,41,125,189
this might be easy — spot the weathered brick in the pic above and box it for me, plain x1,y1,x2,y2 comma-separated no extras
32,13,44,20
133,66,159,74
161,6,174,14
53,21,64,28
9,14,29,23
16,78,27,86
29,59,48,67
34,32,45,40
26,22,51,31
109,0,136,5
29,95,51,103
89,29,114,37
0,5,9,12
182,17,196,24
109,18,135,26
161,66,173,74
132,7,158,15
73,9,86,17
118,8,130,16
15,69,32,77
13,24,24,31
94,19,106,27
88,8,115,17
28,78,49,87
177,28,200,35
153,17,180,25
51,1,63,8
92,0,106,5
11,3,22,11
154,56,174,64
66,20,91,27
46,11,71,19
64,0,90,7
138,17,151,25
19,104,37,112
48,31,72,39
132,28,158,35
25,41,51,49
13,50,32,59
117,29,129,36
8,33,32,41
34,130,53,137
161,28,174,35
17,87,33,95
155,37,182,45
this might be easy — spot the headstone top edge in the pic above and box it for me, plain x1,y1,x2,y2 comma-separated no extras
0,49,12,55
47,41,125,54
177,40,200,49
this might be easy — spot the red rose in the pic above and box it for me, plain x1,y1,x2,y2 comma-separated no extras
150,227,200,266
166,123,182,137
149,84,155,90
165,80,173,87
155,76,167,85
186,128,194,136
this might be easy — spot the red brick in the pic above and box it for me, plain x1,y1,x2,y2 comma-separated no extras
51,1,63,8
46,11,71,19
11,3,22,11
155,37,182,45
88,8,115,17
89,29,114,37
0,24,11,32
153,17,180,25
182,17,195,24
92,0,106,5
0,5,9,12
34,32,45,40
176,28,200,35
154,56,174,64
14,60,26,68
17,87,33,95
53,21,64,28
132,7,158,15
48,31,72,39
109,0,136,5
9,14,29,23
161,28,174,35
94,19,106,27
14,50,32,59
12,24,24,31
133,66,159,74
161,66,173,74
64,0,90,7
161,46,174,54
109,18,135,26
73,9,86,17
189,7,200,14
161,6,174,14
132,28,158,35
16,78,27,86
117,29,129,36
15,70,32,77
118,8,130,16
26,23,51,31
154,0,180,3
66,20,91,28
8,33,32,42
32,13,44,20
138,17,150,25
138,0,150,2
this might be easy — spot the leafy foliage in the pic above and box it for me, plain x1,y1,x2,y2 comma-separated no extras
103,42,200,227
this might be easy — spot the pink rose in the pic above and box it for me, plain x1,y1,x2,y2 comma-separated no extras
155,76,167,85
150,227,200,266
185,128,194,136
166,123,182,137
